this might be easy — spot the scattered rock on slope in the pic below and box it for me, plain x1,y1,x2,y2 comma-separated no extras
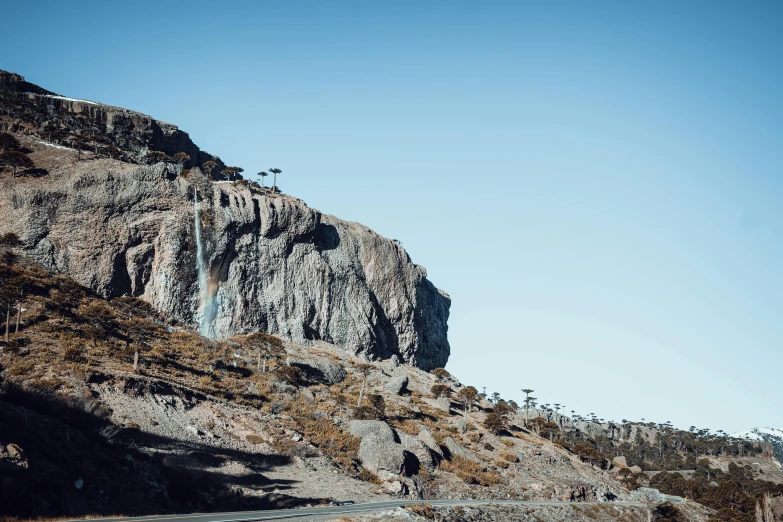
286,357,346,385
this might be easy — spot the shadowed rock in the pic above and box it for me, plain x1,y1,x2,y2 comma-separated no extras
285,357,346,385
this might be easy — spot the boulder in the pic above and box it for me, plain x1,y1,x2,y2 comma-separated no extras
0,443,28,473
386,374,409,395
358,435,407,475
433,397,452,413
629,465,643,474
286,357,346,385
397,430,438,470
383,480,408,496
612,456,628,468
444,437,479,462
417,427,443,458
348,420,397,443
630,487,664,503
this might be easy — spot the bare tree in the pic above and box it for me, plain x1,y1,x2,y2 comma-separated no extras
356,363,373,407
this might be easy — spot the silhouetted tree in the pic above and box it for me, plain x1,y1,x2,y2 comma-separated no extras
521,388,534,427
0,132,20,152
222,166,243,181
201,160,218,178
269,167,282,192
258,171,268,187
172,152,190,166
0,151,34,177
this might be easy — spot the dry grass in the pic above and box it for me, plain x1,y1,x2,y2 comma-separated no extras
499,451,519,463
439,455,502,486
404,503,437,520
357,468,382,485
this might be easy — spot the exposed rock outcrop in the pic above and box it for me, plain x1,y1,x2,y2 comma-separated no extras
417,427,443,458
2,158,450,369
443,436,479,462
348,420,397,444
358,435,408,476
386,374,409,395
0,70,224,175
285,357,346,385
396,430,437,470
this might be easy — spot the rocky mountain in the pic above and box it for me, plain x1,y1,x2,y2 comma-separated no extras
0,70,225,176
3,70,783,522
0,70,450,370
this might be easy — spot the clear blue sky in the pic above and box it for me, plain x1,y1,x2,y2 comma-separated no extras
3,1,782,433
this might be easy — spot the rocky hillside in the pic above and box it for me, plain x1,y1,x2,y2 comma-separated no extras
734,428,783,465
0,70,225,173
0,70,451,370
0,263,638,521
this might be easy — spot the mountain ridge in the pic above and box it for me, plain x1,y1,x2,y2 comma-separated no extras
0,69,451,370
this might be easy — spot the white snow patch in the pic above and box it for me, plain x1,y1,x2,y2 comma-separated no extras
36,141,74,151
732,427,783,441
42,95,99,105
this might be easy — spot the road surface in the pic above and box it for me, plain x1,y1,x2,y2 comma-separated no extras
65,499,658,522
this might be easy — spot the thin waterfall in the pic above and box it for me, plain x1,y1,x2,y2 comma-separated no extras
193,188,213,337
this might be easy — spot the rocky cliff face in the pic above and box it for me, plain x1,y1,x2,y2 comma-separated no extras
2,155,450,369
0,70,225,174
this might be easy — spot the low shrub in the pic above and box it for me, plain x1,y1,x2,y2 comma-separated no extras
405,503,437,520
499,451,519,463
440,455,502,486
357,468,382,485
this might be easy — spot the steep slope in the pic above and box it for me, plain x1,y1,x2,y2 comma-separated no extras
1,70,224,173
0,70,450,369
0,264,631,520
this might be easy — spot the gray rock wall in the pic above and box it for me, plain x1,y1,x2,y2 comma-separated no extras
2,162,450,369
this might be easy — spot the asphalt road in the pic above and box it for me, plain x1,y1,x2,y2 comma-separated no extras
66,499,656,522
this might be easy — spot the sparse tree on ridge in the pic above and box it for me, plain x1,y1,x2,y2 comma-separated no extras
521,389,534,427
258,171,268,188
456,386,478,421
201,160,218,178
222,166,243,181
269,167,282,192
172,152,190,166
145,151,171,164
